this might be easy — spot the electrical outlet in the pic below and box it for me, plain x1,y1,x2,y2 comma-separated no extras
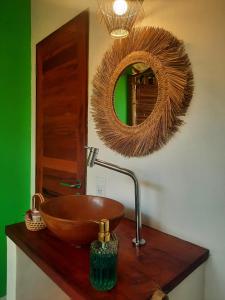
96,176,106,196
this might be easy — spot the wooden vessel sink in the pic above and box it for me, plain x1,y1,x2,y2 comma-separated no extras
40,195,125,245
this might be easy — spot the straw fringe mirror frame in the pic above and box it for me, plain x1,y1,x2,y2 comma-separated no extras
91,27,194,157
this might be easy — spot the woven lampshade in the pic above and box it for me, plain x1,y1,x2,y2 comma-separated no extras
97,0,144,39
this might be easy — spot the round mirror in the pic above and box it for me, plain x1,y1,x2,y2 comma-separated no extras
113,63,158,126
92,27,193,157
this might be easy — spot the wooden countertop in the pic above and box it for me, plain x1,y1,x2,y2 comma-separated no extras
6,219,209,300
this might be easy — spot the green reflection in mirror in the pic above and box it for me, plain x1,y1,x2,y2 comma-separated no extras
114,63,158,126
114,67,132,125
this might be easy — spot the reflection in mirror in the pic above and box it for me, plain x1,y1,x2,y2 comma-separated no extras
114,63,158,126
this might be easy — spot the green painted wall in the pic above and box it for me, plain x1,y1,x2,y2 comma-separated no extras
0,1,31,297
114,73,129,125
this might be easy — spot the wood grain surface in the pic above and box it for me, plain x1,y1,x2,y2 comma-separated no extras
6,219,208,300
36,10,89,197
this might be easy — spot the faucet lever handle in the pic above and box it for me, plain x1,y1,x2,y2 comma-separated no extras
86,146,99,167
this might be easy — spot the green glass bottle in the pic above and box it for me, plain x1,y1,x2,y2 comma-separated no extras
90,219,118,291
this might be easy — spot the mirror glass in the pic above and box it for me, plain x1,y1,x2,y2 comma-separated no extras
113,63,158,126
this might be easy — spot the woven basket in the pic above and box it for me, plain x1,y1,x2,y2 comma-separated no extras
25,193,46,231
25,216,46,231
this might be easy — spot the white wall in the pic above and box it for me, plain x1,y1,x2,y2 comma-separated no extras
31,1,225,299
6,239,69,300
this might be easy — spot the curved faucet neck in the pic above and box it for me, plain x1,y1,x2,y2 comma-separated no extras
86,146,146,246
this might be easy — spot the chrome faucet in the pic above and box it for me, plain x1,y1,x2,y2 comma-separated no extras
86,146,146,247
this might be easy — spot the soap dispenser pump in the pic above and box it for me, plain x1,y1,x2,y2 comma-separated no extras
90,219,118,291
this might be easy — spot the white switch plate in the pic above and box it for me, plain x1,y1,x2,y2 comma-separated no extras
96,176,106,196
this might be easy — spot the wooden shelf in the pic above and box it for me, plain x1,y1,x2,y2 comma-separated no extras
6,219,209,299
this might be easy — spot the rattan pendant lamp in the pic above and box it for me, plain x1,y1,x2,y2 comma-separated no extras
97,0,144,39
